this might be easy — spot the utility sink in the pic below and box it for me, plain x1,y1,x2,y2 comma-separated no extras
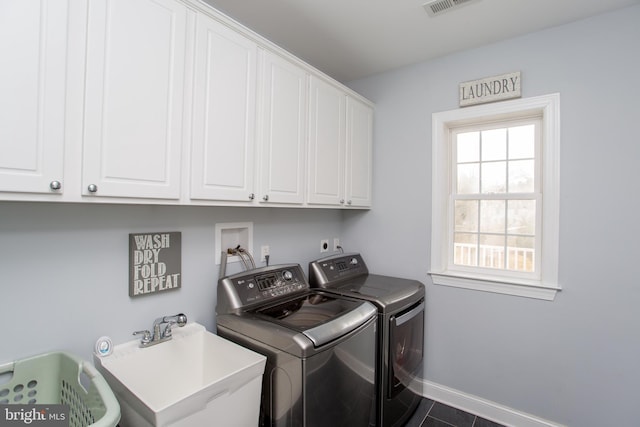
94,322,266,427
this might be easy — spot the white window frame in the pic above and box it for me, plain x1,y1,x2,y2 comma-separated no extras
430,93,561,301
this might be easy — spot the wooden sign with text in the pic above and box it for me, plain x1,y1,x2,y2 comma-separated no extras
459,71,521,107
129,232,181,297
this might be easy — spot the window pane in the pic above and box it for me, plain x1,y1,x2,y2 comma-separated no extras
480,200,505,233
482,128,506,161
454,233,478,266
457,131,479,163
508,125,535,159
508,159,534,193
507,200,536,235
455,200,478,232
446,112,545,282
481,161,506,193
479,234,505,269
507,236,535,272
457,163,479,194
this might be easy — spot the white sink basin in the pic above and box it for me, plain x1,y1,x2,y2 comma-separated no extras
94,322,266,427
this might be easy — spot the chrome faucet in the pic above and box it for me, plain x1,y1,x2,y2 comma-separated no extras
133,313,187,348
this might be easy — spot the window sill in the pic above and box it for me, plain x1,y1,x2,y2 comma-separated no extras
429,271,561,301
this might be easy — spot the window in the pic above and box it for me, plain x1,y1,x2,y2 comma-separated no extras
430,94,560,300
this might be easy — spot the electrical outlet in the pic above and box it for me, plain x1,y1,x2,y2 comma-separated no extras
320,239,329,253
333,238,340,252
261,245,270,262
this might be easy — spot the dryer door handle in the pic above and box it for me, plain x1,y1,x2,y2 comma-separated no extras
394,301,425,326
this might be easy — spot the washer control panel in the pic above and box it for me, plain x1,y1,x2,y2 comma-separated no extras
308,253,369,287
218,264,308,311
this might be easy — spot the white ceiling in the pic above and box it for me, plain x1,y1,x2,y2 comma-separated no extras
201,0,639,83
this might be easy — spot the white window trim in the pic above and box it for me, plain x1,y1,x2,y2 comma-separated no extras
430,93,561,301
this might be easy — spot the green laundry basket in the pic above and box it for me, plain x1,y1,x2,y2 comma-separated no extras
0,351,120,427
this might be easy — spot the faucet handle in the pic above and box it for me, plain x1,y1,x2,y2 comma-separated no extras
133,330,152,344
163,324,174,338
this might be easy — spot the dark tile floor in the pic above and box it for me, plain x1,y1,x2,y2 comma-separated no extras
405,398,507,427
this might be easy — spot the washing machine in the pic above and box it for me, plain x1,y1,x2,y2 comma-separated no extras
216,263,378,427
309,253,425,427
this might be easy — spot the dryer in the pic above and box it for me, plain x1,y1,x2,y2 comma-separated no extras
309,253,425,427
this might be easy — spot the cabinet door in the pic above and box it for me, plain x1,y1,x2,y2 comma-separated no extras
307,76,346,205
258,51,307,204
82,0,187,199
345,97,373,207
191,13,257,202
0,0,67,195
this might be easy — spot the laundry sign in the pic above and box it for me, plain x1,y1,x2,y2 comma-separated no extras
459,71,521,107
129,231,181,297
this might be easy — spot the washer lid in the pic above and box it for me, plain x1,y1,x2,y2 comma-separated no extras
302,300,376,347
253,292,377,347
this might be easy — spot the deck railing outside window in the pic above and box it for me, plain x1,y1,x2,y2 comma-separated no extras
454,243,534,272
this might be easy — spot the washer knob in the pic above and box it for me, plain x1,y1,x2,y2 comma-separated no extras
350,257,358,265
282,270,293,281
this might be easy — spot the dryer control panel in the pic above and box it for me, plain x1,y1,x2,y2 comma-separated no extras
309,253,369,287
217,264,308,313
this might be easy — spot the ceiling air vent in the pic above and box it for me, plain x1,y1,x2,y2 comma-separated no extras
423,0,480,17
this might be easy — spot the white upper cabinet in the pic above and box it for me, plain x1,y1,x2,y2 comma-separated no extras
0,0,68,195
307,76,373,208
345,97,373,207
257,50,308,204
307,76,346,206
82,0,187,199
190,13,258,202
0,0,373,207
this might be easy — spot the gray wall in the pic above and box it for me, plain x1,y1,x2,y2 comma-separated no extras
0,202,343,363
345,5,640,427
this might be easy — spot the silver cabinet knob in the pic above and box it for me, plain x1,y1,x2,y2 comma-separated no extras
263,195,269,201
49,181,62,191
347,200,352,205
339,199,345,204
87,184,98,193
248,193,255,200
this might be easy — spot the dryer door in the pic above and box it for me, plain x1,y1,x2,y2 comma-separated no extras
388,300,425,398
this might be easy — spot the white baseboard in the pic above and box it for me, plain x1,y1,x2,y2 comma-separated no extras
419,379,565,427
